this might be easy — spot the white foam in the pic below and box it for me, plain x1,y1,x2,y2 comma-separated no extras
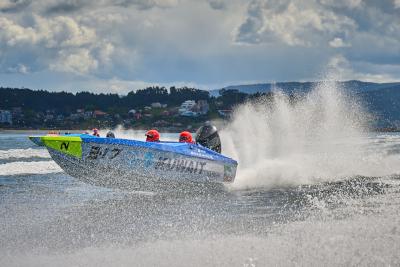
0,161,62,176
221,82,400,189
0,148,50,160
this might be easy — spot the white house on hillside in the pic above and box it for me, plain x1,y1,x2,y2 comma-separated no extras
179,100,196,114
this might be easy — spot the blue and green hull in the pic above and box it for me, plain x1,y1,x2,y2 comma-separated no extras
29,134,238,191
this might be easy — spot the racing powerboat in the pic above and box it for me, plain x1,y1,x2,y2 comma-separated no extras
29,125,238,191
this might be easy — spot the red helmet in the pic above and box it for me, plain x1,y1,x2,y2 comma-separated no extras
179,131,193,143
145,129,160,142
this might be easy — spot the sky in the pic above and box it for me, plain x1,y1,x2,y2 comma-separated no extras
0,0,399,94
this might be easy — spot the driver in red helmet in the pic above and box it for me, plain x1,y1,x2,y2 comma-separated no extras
179,131,194,143
145,129,160,142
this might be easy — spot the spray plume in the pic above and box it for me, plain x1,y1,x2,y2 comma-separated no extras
222,81,399,189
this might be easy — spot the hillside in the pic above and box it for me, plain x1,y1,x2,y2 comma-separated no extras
211,81,400,96
1,80,400,130
212,81,400,128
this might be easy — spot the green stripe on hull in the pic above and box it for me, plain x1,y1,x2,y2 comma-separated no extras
41,136,82,158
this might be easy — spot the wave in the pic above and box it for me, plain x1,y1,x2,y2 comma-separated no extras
0,148,50,160
0,161,62,176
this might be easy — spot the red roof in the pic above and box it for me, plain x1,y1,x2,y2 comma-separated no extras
94,110,107,116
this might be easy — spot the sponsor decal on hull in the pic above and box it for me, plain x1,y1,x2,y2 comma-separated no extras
87,146,122,160
154,157,207,174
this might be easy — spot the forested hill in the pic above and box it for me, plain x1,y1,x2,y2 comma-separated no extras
0,86,209,113
2,81,400,129
211,80,400,96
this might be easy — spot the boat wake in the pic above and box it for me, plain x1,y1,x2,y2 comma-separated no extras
0,148,50,160
0,161,62,176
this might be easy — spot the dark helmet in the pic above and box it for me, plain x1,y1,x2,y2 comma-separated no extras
145,129,160,142
106,131,115,138
179,131,193,143
195,124,221,153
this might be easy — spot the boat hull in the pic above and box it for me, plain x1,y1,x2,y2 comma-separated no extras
31,135,238,191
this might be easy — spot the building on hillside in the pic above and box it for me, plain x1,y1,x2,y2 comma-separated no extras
150,102,167,108
151,102,162,108
179,100,196,116
179,100,209,117
0,110,12,124
70,113,82,121
93,110,107,118
181,111,199,117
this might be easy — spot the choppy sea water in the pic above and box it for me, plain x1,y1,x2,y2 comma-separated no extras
0,131,400,266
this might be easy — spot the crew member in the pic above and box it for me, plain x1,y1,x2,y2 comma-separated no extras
179,131,194,143
145,129,160,142
92,128,100,137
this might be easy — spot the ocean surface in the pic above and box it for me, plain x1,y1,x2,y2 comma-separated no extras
1,83,400,266
0,130,400,266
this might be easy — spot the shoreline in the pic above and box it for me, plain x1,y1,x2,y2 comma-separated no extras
1,128,399,133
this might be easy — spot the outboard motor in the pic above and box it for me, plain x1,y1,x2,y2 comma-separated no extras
195,124,221,153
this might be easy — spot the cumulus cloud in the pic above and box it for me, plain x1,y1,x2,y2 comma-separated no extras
113,0,178,9
42,0,178,14
7,63,29,74
0,0,31,13
44,0,88,14
236,0,400,52
0,14,115,74
232,0,400,82
0,17,38,45
207,0,226,10
235,0,265,44
235,0,356,46
329,37,351,48
319,0,362,9
50,49,98,74
0,15,97,48
327,54,400,83
0,0,399,93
